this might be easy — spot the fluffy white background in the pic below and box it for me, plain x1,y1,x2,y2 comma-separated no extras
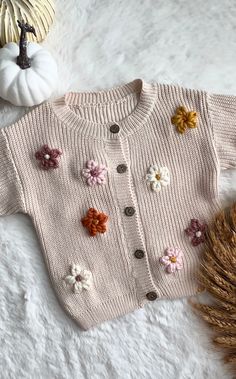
0,0,236,378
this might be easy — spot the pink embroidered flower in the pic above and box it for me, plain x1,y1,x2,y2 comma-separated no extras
35,144,62,170
185,219,207,246
159,247,183,274
82,159,107,186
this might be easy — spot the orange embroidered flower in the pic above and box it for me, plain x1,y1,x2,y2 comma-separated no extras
171,106,197,134
81,208,108,236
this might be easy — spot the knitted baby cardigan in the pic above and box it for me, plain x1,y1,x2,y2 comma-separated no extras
1,78,235,330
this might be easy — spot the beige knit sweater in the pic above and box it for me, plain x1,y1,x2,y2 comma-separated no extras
1,78,235,330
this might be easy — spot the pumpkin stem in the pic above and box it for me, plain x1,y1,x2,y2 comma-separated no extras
16,20,36,70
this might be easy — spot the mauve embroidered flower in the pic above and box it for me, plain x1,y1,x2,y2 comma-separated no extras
35,144,62,170
185,219,207,246
82,159,107,186
81,207,108,236
159,247,183,274
64,264,92,293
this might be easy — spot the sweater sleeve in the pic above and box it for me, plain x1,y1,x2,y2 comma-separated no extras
207,93,236,170
0,127,25,215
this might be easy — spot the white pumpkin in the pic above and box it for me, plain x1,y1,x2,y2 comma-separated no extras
0,41,58,106
0,0,55,47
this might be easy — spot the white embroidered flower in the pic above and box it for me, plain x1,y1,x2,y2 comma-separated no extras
146,165,170,192
64,264,92,293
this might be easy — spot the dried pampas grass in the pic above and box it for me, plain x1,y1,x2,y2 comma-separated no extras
191,203,236,371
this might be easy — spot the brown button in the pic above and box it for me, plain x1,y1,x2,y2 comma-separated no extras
124,207,135,216
134,249,144,259
110,124,120,133
146,291,157,301
117,164,127,173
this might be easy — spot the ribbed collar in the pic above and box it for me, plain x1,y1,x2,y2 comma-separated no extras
50,78,157,140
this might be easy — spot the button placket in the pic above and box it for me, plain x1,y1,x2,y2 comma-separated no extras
105,138,159,304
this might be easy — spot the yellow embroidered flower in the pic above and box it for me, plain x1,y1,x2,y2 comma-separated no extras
171,106,197,134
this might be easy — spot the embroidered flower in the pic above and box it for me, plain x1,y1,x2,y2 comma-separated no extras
35,144,62,170
159,247,183,274
185,219,207,246
81,208,108,236
171,106,197,134
64,264,92,293
146,165,170,192
82,160,107,186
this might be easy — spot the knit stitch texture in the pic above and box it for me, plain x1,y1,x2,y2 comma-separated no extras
0,78,235,330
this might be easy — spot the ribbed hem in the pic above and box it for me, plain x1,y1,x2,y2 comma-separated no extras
49,78,158,140
65,292,139,330
65,277,204,330
159,275,200,299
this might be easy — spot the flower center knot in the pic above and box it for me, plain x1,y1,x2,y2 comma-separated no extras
91,168,100,177
44,154,50,160
92,219,99,225
170,256,177,263
155,173,161,181
75,275,82,282
196,231,202,238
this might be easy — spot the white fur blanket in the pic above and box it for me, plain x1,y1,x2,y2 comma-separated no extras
0,1,235,378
